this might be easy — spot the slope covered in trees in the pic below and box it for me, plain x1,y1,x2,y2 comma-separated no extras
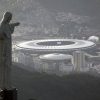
12,63,100,100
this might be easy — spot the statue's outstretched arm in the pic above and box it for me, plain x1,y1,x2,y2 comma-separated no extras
10,22,20,27
9,22,20,34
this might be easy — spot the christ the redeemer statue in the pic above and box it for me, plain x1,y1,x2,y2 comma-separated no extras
0,12,20,90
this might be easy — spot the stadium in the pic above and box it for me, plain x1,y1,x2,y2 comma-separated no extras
17,39,95,53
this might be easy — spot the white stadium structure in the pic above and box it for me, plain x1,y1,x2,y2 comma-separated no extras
14,38,99,73
17,39,95,53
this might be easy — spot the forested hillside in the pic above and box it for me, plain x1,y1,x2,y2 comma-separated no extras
0,0,100,39
12,63,100,100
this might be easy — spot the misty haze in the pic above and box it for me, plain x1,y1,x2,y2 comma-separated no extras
0,0,100,100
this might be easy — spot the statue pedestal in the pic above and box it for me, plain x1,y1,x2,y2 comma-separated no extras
0,88,17,100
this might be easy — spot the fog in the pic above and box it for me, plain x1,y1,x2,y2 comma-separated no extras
0,0,100,100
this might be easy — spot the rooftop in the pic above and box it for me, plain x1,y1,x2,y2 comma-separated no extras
39,53,72,61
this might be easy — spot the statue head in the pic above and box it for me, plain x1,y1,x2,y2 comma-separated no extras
2,12,12,24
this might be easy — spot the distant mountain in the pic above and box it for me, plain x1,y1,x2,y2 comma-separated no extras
0,0,100,38
0,0,57,37
38,0,100,17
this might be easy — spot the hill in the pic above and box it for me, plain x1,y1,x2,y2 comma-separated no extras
12,63,100,100
0,0,100,39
